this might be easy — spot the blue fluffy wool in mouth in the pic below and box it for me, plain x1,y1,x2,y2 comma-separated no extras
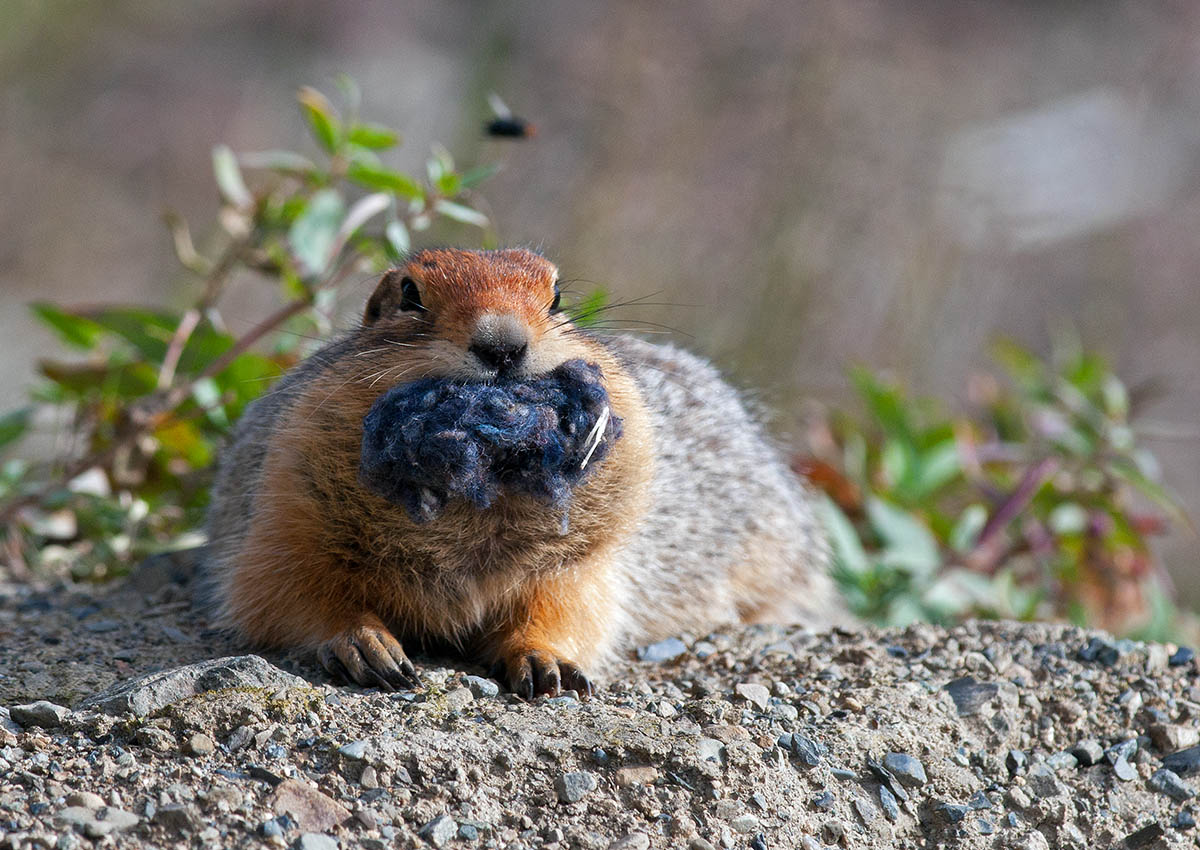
358,359,623,524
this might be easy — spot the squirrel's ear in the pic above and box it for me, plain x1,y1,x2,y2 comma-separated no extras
364,270,405,326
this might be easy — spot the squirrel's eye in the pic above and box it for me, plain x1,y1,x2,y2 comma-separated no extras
549,284,562,314
400,277,423,312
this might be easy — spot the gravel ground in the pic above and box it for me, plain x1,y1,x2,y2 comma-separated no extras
2,566,1199,850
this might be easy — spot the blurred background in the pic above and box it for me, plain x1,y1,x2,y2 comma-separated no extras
2,0,1198,600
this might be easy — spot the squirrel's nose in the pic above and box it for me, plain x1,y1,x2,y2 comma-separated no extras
469,338,528,375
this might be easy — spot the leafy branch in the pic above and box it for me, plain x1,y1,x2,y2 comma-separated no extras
0,79,500,579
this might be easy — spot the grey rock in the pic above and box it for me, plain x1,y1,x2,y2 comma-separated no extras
1123,823,1166,848
1149,723,1200,752
697,737,725,762
730,814,759,833
1069,739,1104,766
1170,646,1195,667
1006,749,1028,776
882,752,927,787
419,814,457,847
944,676,999,716
462,675,500,698
338,740,369,760
297,833,339,850
791,734,826,768
1105,738,1138,765
1112,756,1137,782
735,683,771,711
555,771,598,803
81,655,307,716
1164,744,1200,776
933,802,970,824
879,785,900,821
1078,637,1120,666
637,637,688,663
154,803,201,833
10,700,70,728
609,834,650,850
1147,768,1194,801
443,687,473,712
1026,764,1062,798
1046,751,1078,771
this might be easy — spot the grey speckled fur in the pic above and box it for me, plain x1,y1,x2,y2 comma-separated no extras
202,332,843,648
600,336,839,647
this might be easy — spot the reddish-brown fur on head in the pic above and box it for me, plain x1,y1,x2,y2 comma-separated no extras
364,248,574,381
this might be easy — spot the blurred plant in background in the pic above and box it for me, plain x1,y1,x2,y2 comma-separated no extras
0,79,498,581
798,334,1191,640
0,79,1190,641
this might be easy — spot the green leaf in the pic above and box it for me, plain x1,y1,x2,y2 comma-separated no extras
433,199,489,228
337,193,391,245
297,86,342,153
435,171,462,197
1107,458,1190,530
426,143,454,183
238,149,318,175
850,367,913,443
385,219,410,258
949,504,988,553
909,438,961,499
83,307,178,363
32,303,104,349
0,407,31,452
817,496,870,576
212,145,252,208
867,496,940,578
347,122,399,149
288,189,345,279
460,162,500,189
346,163,424,201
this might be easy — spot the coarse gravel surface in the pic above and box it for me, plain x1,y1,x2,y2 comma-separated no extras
2,563,1200,850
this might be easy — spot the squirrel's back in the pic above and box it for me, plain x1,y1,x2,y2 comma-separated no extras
600,335,836,647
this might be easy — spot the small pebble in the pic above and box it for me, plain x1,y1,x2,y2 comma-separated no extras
555,771,597,803
1170,647,1195,667
1173,809,1196,830
882,752,926,787
9,701,70,728
878,785,900,821
1069,740,1104,767
418,814,458,848
1124,823,1166,848
637,637,688,663
1147,768,1194,801
1006,749,1027,776
790,734,826,768
462,675,500,698
735,683,771,711
811,792,835,812
338,740,369,760
184,733,215,757
297,834,338,850
1112,756,1137,782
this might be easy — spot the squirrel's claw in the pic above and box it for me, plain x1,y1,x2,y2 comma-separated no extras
502,650,593,700
318,623,420,691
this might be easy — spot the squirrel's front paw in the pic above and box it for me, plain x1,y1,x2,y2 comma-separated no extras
494,648,593,700
317,620,418,691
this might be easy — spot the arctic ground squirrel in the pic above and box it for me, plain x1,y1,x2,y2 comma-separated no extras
204,248,841,697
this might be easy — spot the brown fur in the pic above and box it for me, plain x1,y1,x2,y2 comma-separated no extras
206,247,841,697
209,249,653,696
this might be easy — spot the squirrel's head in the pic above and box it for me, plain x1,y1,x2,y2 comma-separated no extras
363,248,579,381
